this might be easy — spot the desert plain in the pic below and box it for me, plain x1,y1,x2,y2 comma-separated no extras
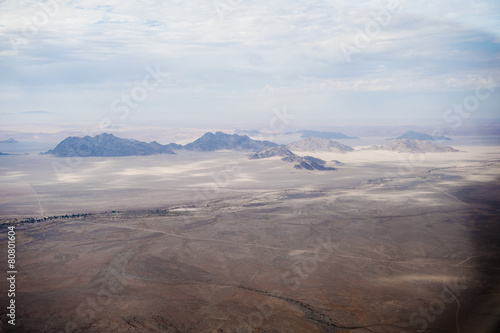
1,137,499,332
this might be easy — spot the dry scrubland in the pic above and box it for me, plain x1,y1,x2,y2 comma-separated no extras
0,141,499,332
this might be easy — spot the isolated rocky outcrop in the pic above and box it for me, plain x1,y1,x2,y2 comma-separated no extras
183,131,278,152
249,147,336,171
391,130,451,141
330,160,344,166
365,139,459,153
249,146,296,159
293,156,336,171
287,137,354,153
44,133,176,157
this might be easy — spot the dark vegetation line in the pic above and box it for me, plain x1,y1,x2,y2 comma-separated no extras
0,212,94,226
0,207,196,227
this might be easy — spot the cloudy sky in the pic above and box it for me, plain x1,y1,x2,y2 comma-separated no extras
0,0,499,130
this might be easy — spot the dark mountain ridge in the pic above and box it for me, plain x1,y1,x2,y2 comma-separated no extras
44,133,176,157
183,131,278,152
45,132,280,157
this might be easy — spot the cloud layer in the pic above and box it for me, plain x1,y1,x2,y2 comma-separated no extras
1,0,499,126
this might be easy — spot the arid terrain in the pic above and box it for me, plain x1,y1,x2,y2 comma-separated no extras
1,138,499,332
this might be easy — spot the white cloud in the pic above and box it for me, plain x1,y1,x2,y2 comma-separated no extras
0,0,498,124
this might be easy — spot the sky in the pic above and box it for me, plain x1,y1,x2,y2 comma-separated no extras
0,0,499,132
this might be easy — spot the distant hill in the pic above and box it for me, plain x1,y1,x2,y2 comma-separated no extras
249,147,336,171
390,131,451,141
183,131,278,152
286,130,359,140
287,137,354,153
365,139,459,153
0,138,18,144
44,133,176,157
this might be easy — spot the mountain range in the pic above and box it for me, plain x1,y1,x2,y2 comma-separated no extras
365,139,459,153
44,132,278,157
44,132,460,158
286,137,354,153
234,129,359,139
